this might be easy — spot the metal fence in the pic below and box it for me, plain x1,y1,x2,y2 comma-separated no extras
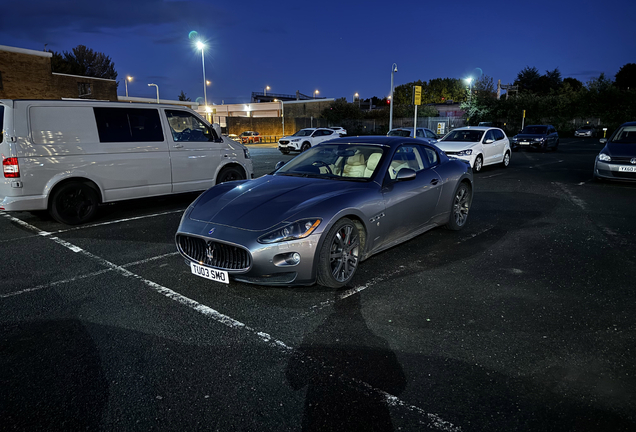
338,116,465,136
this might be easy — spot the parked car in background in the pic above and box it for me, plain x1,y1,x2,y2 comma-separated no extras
176,136,473,287
329,126,347,136
387,127,439,144
594,121,636,182
436,126,511,172
511,125,559,151
575,125,597,137
278,128,339,154
239,131,261,143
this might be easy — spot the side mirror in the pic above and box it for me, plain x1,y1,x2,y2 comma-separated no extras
484,139,494,144
274,161,286,171
599,138,607,144
396,168,416,181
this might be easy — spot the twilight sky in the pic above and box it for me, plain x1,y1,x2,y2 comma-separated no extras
1,0,634,105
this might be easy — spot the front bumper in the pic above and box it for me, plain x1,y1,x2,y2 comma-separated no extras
594,160,636,181
176,219,323,286
513,140,544,149
278,142,300,152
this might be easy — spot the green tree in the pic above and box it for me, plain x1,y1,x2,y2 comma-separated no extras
614,63,636,90
178,91,191,101
514,66,541,93
562,77,583,92
49,45,117,80
320,98,362,123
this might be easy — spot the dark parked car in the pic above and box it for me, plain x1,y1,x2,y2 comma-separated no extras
594,121,636,182
176,136,473,288
511,125,559,151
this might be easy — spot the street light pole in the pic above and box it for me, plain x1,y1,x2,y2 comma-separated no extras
265,86,270,96
314,90,319,99
125,76,132,97
196,41,208,108
148,83,159,103
465,77,473,102
389,63,398,131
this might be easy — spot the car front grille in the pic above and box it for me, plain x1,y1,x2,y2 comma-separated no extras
177,235,251,271
279,140,289,145
609,157,636,164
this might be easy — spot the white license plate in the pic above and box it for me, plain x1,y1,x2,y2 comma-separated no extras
519,142,529,145
618,166,636,172
190,262,229,284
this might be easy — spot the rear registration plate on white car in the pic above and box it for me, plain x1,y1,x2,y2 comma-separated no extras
618,166,636,172
190,262,229,284
519,141,529,145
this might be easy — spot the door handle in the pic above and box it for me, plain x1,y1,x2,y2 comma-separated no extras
430,178,439,185
173,144,183,148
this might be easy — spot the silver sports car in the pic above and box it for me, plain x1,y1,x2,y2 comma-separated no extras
175,136,473,288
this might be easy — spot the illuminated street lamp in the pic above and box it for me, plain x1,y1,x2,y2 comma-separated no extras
389,63,398,130
314,89,319,99
265,85,270,96
274,98,285,136
148,83,159,103
125,76,133,97
465,77,473,101
196,41,208,108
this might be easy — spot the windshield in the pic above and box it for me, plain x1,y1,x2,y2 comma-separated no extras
387,129,411,137
274,143,385,180
610,125,636,144
441,129,485,142
293,129,314,137
579,126,593,130
521,126,547,134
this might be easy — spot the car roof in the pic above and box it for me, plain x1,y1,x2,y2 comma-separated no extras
324,135,436,148
620,121,636,127
451,126,496,131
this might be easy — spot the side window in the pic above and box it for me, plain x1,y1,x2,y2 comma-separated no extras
94,107,164,142
483,130,495,143
165,110,217,142
416,129,424,138
420,146,439,168
78,82,92,97
388,145,426,179
425,129,437,139
494,130,505,141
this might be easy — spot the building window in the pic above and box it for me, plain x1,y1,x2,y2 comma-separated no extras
0,71,3,90
78,82,92,97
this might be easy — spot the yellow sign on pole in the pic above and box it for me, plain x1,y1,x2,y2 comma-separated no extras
413,86,422,106
523,110,526,118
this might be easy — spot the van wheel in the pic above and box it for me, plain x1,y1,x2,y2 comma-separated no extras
49,182,99,225
217,166,246,184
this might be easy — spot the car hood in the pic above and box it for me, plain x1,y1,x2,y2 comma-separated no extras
189,175,363,230
436,141,479,151
515,133,547,140
604,142,636,158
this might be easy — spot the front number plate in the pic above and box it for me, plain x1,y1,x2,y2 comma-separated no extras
190,262,229,284
618,166,636,172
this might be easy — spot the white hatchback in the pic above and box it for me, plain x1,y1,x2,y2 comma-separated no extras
435,126,511,172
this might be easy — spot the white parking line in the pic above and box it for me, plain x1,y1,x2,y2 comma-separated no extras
0,213,462,431
553,182,587,211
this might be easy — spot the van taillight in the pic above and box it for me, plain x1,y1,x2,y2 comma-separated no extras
3,157,20,178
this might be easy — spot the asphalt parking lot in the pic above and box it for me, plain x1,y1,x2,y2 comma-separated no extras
1,138,635,431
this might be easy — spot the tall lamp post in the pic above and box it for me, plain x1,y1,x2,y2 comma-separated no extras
389,63,398,131
314,89,319,99
148,83,159,103
265,86,270,96
125,76,133,97
275,99,285,137
465,77,473,102
196,41,208,108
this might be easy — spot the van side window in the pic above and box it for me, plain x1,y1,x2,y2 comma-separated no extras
165,110,217,142
94,108,164,142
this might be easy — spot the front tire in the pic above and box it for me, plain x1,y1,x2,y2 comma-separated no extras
317,218,360,288
445,183,471,231
217,166,246,184
301,142,311,152
473,155,483,172
49,181,99,225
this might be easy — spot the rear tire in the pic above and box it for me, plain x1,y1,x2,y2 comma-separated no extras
49,181,99,225
445,183,471,231
217,166,246,184
502,151,511,168
317,218,360,288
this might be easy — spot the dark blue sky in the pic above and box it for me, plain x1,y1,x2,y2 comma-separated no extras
2,0,634,105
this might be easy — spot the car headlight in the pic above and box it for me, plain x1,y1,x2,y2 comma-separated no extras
243,148,251,159
457,149,473,156
598,153,611,162
291,138,301,142
534,138,545,142
512,137,518,142
258,219,321,244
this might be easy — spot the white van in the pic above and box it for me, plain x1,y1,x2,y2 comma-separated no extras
0,99,253,224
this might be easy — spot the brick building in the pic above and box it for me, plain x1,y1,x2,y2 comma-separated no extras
0,44,117,101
